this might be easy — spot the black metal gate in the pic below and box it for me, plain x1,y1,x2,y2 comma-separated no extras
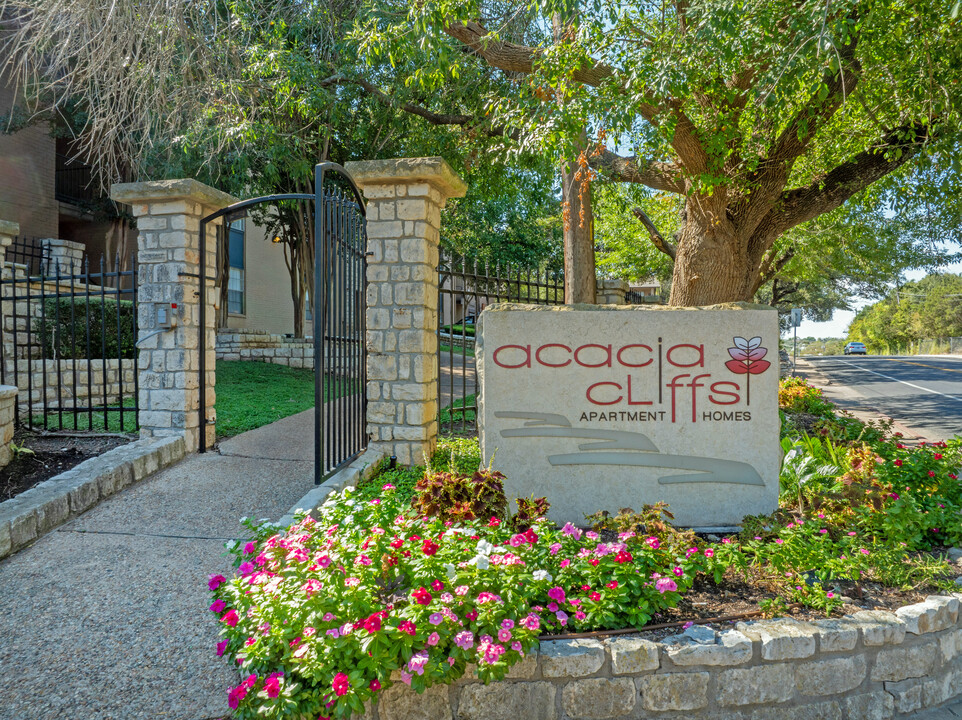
198,162,368,484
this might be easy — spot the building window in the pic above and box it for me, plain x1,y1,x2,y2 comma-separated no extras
228,220,245,315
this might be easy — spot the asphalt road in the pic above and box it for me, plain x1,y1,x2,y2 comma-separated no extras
804,355,962,442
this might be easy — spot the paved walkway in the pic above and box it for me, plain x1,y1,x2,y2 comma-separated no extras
0,409,319,720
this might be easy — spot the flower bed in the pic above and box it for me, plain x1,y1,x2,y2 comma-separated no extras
207,379,962,719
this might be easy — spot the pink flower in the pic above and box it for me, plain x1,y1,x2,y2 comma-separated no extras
561,522,582,540
672,566,684,577
323,612,336,622
590,592,601,601
429,613,444,625
606,580,618,589
683,621,694,630
238,561,255,575
655,578,677,594
345,577,361,587
302,579,322,597
333,672,350,696
501,619,515,629
356,554,372,566
382,483,395,490
427,632,440,646
454,630,474,649
216,639,228,656
264,672,283,699
549,543,562,555
455,585,469,596
488,517,501,527
860,548,870,555
547,602,558,612
408,650,430,676
556,611,568,626
208,574,227,591
441,592,454,603
243,541,257,555
774,538,784,544
316,555,331,569
221,610,239,627
228,684,248,709
209,599,226,614
509,534,525,548
512,641,523,651
645,537,660,550
548,587,566,603
819,529,828,534
498,628,512,642
704,548,714,558
560,559,570,568
521,614,540,631
400,670,413,686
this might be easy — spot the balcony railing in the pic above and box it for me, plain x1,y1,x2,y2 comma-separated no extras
55,153,96,205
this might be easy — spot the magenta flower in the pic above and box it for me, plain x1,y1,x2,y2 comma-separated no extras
228,684,248,709
264,672,283,699
238,561,255,576
511,641,523,651
356,554,372,566
323,612,336,622
332,672,350,697
209,599,226,614
645,537,660,550
216,639,228,656
521,613,540,631
549,543,562,555
429,613,444,625
672,566,683,577
243,541,257,555
501,619,515,630
561,522,582,541
408,650,430,676
547,587,566,603
316,555,331,569
498,628,512,642
221,609,239,627
208,574,227,591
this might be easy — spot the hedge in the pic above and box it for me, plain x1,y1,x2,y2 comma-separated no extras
35,297,136,360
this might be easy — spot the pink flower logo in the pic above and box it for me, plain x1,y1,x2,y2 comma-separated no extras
724,336,770,405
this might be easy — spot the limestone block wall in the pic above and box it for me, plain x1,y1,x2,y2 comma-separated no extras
41,238,85,274
4,359,136,407
0,385,16,468
596,279,629,305
216,330,315,369
370,595,962,720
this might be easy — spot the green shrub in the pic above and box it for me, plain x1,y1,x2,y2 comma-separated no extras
35,297,136,359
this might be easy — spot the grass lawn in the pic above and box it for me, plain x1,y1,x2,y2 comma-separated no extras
439,343,475,358
215,360,320,439
30,398,138,433
440,392,477,425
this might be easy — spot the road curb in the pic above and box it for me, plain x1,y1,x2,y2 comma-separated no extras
0,435,186,560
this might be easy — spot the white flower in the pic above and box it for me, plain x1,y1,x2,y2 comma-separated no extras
533,570,552,582
445,563,457,580
471,554,490,570
476,539,494,556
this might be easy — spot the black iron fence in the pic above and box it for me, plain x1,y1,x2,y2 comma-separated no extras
7,237,49,277
437,252,564,435
0,255,139,433
626,289,664,304
55,153,97,205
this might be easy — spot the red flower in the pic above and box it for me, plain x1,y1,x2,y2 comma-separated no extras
606,581,618,589
398,621,417,636
590,592,601,601
613,551,633,564
488,517,500,527
894,459,903,467
588,559,599,566
333,673,350,697
370,679,382,692
221,609,239,627
934,453,943,460
412,587,433,605
523,528,538,544
423,539,439,556
431,579,444,592
580,585,591,591
363,614,382,633
928,471,936,477
390,538,404,549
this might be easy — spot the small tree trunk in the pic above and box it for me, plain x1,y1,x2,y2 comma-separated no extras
668,201,754,306
561,149,597,304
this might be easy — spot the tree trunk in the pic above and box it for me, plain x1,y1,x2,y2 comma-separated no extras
668,200,755,306
561,142,597,305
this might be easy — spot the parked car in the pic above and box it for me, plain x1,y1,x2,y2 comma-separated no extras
843,341,867,355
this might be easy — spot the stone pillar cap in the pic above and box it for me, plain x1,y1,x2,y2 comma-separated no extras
110,178,236,208
345,157,467,200
0,220,20,237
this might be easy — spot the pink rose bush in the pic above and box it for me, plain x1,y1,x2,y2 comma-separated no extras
209,485,706,719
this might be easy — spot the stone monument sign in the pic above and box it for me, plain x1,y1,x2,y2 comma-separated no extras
477,303,780,528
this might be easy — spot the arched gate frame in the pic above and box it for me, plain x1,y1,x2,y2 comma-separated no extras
198,162,368,485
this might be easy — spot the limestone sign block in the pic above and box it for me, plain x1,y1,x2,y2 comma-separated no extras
477,303,780,527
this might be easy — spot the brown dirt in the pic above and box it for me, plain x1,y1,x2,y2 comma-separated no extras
0,429,133,502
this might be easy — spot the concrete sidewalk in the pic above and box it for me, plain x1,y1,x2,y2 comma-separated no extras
0,409,320,720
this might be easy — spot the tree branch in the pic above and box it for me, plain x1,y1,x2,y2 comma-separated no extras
632,207,676,260
444,21,614,86
590,149,685,193
754,246,796,294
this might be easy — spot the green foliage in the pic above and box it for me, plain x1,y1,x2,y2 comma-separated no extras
36,298,135,360
777,377,836,418
849,273,962,351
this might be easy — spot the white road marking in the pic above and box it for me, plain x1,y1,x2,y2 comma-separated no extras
825,358,962,404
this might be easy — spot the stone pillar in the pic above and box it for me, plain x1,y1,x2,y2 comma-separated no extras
0,220,17,269
0,385,16,468
596,279,629,305
110,179,235,452
344,157,467,466
41,238,85,274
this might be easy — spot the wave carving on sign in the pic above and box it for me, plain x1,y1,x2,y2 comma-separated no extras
495,411,765,486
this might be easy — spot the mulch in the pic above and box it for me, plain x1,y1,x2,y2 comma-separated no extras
0,429,133,502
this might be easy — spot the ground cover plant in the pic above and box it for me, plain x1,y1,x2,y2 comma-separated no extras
210,377,961,719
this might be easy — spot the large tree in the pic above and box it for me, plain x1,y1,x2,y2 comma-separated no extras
358,0,962,305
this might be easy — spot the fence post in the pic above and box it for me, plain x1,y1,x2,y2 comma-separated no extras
40,238,85,274
344,158,467,466
596,279,628,305
110,180,235,452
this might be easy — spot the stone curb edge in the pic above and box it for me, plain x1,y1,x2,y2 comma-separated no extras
0,435,186,559
277,447,388,528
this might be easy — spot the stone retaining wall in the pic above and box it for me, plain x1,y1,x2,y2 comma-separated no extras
0,385,15,467
370,594,962,720
4,358,136,407
216,329,315,369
